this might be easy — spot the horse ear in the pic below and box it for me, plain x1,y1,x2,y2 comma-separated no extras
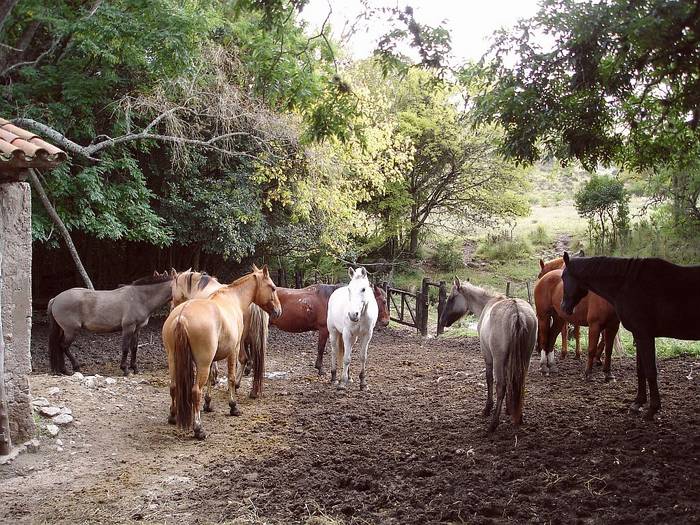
539,259,545,270
454,276,461,288
261,264,269,277
185,267,192,273
170,268,177,277
578,249,585,257
252,263,260,272
359,267,367,278
563,251,570,265
348,267,355,279
153,270,159,277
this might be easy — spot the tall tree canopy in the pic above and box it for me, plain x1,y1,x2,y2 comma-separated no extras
475,0,700,171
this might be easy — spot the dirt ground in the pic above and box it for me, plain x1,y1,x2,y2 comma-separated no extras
0,314,698,524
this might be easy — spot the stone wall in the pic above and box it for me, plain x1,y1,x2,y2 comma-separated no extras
0,182,35,443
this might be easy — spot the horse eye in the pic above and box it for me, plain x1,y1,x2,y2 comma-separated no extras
361,287,366,293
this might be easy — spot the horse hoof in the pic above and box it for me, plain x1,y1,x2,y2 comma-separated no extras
628,402,644,413
229,405,241,417
359,383,368,391
121,369,129,377
643,409,658,421
248,392,258,400
131,368,139,375
604,374,615,383
203,404,213,413
168,415,176,425
336,382,347,391
487,422,498,433
194,428,206,440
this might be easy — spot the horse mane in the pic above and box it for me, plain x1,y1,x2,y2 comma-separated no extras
130,273,172,286
570,256,643,281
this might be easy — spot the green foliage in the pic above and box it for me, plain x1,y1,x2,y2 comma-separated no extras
476,238,532,262
429,239,464,272
574,175,629,251
474,0,700,171
527,225,550,248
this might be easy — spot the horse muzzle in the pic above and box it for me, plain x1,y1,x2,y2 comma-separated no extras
348,312,360,323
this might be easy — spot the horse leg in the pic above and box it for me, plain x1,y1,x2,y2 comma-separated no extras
168,352,177,425
560,321,568,358
129,327,141,374
227,353,241,417
630,343,647,413
537,314,550,375
483,351,494,417
638,337,660,421
545,315,563,375
329,330,341,385
489,357,506,432
574,325,581,359
357,335,371,391
243,341,252,376
584,324,601,381
63,344,80,373
594,328,605,366
203,364,213,413
192,366,210,440
315,327,329,376
338,331,354,390
120,327,136,376
602,327,616,382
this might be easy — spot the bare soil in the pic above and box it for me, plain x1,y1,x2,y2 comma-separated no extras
1,314,698,524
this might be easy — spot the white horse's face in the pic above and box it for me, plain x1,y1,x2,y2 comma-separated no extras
347,267,371,323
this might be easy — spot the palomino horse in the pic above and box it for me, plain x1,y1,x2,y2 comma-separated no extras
48,271,174,375
538,250,584,358
271,283,390,375
561,253,700,420
163,265,281,439
327,267,379,390
534,268,619,380
440,277,536,432
170,270,267,399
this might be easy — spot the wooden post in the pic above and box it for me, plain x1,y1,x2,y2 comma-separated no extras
0,239,12,455
381,281,390,317
419,278,430,336
437,280,447,335
295,270,303,289
505,281,511,297
277,268,283,287
526,281,532,305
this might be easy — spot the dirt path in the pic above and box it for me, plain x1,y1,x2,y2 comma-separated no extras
1,317,698,524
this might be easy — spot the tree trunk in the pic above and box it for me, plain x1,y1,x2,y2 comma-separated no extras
409,226,419,255
0,0,19,36
29,169,94,289
0,238,12,455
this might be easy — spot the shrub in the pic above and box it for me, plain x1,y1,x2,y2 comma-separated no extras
430,239,464,272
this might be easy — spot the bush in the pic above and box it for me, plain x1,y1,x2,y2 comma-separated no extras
527,224,550,247
477,237,532,262
430,239,464,272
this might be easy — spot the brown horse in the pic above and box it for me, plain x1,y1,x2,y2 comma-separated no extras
163,265,281,439
538,253,585,358
272,283,390,375
534,268,619,380
170,270,267,398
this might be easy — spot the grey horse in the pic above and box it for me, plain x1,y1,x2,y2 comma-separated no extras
47,271,174,375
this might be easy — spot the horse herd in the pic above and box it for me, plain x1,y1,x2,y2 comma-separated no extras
45,253,700,438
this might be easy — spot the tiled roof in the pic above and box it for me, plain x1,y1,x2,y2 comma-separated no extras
0,117,67,169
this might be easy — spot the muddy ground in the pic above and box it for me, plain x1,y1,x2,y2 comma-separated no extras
0,314,698,524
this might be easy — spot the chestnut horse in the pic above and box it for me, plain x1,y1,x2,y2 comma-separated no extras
561,253,700,420
538,251,584,358
534,268,619,380
170,270,268,399
163,265,281,439
272,283,390,375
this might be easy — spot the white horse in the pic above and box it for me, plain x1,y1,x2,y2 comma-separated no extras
327,267,378,390
440,277,537,432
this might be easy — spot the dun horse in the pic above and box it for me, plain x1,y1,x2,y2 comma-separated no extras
440,278,536,432
561,253,700,420
327,267,379,390
48,271,174,375
171,270,267,399
163,265,281,439
271,282,389,375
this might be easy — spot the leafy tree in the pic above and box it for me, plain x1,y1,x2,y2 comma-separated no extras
475,0,700,171
575,175,629,251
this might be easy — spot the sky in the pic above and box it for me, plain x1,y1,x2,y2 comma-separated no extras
299,0,542,65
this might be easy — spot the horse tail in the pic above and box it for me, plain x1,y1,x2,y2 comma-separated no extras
173,320,195,430
248,304,268,398
506,302,532,426
47,299,64,374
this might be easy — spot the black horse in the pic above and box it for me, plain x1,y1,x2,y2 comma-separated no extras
560,252,700,420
